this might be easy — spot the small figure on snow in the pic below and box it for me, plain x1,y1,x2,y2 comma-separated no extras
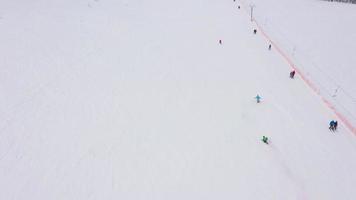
262,136,269,144
253,29,257,34
219,39,222,45
329,120,338,131
329,120,336,131
268,44,272,50
238,5,240,9
255,94,261,103
290,70,295,79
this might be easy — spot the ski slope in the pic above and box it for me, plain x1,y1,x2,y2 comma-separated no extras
240,0,356,132
0,0,356,199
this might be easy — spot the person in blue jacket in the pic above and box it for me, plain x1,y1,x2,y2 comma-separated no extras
255,95,261,103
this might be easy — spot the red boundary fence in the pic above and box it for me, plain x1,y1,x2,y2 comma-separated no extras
238,0,356,135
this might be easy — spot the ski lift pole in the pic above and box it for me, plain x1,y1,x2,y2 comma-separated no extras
250,4,255,22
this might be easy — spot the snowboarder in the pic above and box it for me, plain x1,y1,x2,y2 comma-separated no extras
255,94,261,103
253,29,257,34
290,70,295,79
329,120,336,131
219,39,222,45
262,136,269,144
268,44,272,50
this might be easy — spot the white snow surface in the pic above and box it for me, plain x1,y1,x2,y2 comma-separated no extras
242,0,356,127
0,0,356,199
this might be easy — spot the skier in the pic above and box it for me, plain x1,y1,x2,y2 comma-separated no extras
255,94,261,103
238,5,240,9
268,44,272,50
219,39,222,45
262,136,269,144
329,120,336,131
253,29,257,34
334,121,338,130
290,70,295,79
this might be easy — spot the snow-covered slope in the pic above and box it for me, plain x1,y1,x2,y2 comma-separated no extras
0,0,356,199
241,0,356,132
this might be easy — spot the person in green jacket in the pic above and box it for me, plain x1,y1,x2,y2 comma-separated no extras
262,136,268,144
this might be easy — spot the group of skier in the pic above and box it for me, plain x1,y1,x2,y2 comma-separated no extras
223,1,340,144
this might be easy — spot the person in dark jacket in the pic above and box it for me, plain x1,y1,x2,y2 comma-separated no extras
290,70,296,79
329,120,336,131
262,136,269,144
